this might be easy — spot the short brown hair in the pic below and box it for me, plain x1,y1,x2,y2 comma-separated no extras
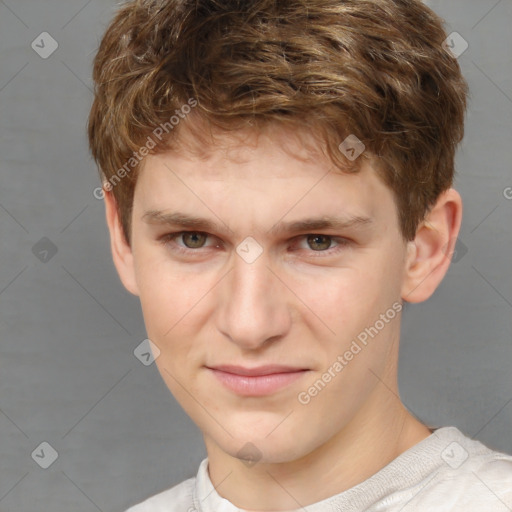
88,0,468,243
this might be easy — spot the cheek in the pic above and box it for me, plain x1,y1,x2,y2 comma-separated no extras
133,251,206,338
297,268,382,335
137,269,207,391
295,259,403,367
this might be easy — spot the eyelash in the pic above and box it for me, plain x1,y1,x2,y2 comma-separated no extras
158,231,352,257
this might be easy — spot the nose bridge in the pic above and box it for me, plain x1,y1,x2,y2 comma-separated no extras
217,250,289,349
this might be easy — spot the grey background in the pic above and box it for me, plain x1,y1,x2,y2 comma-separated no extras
0,1,511,511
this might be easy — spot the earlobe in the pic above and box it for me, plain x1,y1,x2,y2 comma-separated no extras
103,189,140,296
401,188,463,303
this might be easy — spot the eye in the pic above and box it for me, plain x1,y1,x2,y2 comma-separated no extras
293,234,351,255
159,231,218,253
159,231,351,258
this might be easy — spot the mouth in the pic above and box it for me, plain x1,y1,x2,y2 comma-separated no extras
205,364,310,396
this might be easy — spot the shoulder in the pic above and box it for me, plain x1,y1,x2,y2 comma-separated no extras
124,475,196,512
413,427,512,509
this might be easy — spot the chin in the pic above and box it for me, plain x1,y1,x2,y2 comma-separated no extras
217,429,310,466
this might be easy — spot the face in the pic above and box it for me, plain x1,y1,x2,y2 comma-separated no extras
122,125,411,464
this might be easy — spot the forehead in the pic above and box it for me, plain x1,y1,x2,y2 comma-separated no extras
159,120,334,177
140,120,374,184
133,123,397,235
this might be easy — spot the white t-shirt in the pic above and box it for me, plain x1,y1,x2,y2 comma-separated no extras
126,426,512,511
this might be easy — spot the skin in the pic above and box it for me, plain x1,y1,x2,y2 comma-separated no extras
104,123,462,511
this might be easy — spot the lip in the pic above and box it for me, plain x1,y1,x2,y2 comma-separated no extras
208,364,307,376
206,365,309,396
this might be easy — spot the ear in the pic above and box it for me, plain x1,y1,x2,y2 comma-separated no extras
103,188,140,296
401,188,463,303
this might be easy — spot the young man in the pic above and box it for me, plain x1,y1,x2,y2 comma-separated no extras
88,0,512,510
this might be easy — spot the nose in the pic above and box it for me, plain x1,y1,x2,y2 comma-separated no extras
215,249,292,351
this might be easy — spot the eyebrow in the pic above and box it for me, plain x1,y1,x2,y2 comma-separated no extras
142,210,373,236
